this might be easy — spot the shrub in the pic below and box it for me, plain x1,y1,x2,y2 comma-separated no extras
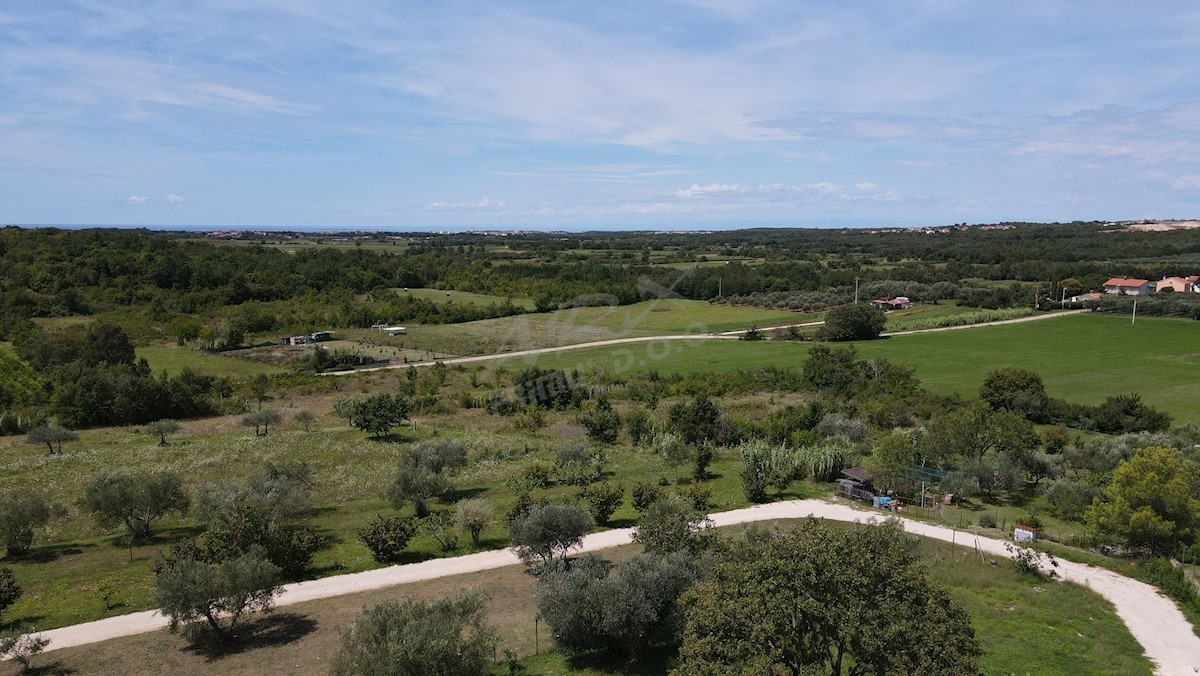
0,568,21,617
978,513,997,529
331,592,495,676
632,482,665,513
420,512,460,552
633,495,714,556
358,515,418,563
580,398,621,444
0,627,48,672
519,463,553,490
693,444,714,482
625,408,652,446
582,482,624,525
818,304,886,341
677,483,714,512
556,441,602,486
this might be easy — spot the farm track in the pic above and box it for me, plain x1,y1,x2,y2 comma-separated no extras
30,498,1200,675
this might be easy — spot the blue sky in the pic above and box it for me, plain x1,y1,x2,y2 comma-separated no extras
2,1,1199,229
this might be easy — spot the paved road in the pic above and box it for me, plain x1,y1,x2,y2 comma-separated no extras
29,499,1200,674
329,309,1088,375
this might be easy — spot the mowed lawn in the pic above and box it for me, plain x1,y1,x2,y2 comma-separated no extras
491,314,1200,423
6,520,1150,676
400,299,817,356
395,287,537,310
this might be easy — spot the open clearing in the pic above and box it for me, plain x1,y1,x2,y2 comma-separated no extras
13,511,1159,676
395,287,537,310
137,346,286,378
389,299,815,356
488,313,1200,424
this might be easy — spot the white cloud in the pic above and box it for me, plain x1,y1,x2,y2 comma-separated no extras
166,193,186,204
127,195,150,203
855,182,879,191
676,183,744,198
423,197,505,210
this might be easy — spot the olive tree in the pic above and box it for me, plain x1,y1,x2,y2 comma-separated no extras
0,493,55,557
509,504,593,569
455,498,495,547
331,591,494,676
25,425,77,455
155,549,281,641
146,419,180,446
82,471,189,543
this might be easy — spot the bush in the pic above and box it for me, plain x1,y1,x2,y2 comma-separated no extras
1041,479,1099,521
0,627,48,673
0,568,21,617
580,398,621,444
815,413,868,442
331,592,495,676
632,482,665,513
556,441,602,486
677,482,714,512
625,408,652,446
633,495,714,556
978,513,997,529
693,444,714,482
521,462,553,489
582,482,624,525
358,515,419,563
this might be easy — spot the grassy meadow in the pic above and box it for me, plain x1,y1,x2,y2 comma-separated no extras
388,299,815,356
395,287,537,310
0,386,818,631
1,520,1151,676
490,313,1200,424
137,346,286,378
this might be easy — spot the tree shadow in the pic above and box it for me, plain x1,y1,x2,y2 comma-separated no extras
24,661,75,675
441,486,488,502
183,612,318,661
605,517,639,529
564,644,676,674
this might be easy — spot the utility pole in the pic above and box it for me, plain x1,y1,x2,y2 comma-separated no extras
1132,296,1138,325
854,277,860,304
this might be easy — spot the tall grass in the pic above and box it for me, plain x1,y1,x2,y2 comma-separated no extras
886,307,1035,332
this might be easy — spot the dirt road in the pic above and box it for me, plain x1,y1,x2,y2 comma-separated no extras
30,499,1200,674
330,309,1088,375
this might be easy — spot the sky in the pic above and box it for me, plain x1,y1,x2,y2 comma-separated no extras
2,1,1199,230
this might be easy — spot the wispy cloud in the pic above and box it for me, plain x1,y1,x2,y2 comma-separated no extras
166,193,186,204
127,195,150,204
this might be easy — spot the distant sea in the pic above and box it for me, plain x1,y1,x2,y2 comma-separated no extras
11,218,927,234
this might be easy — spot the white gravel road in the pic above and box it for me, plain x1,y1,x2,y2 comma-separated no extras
29,499,1200,674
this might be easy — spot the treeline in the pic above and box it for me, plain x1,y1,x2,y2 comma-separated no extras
4,225,1199,338
1,322,222,433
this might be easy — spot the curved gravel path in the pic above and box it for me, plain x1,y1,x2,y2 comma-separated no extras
29,499,1200,674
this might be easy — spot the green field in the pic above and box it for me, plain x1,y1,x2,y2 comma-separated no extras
5,520,1150,676
396,287,537,310
394,299,816,356
137,346,286,378
490,314,1200,423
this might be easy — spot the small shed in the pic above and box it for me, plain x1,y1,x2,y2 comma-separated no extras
1014,525,1038,543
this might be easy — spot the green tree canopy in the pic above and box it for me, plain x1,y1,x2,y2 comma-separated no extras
1086,446,1200,554
674,519,981,676
155,549,281,641
82,471,189,542
979,368,1049,422
509,503,593,569
817,304,887,341
330,591,495,676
